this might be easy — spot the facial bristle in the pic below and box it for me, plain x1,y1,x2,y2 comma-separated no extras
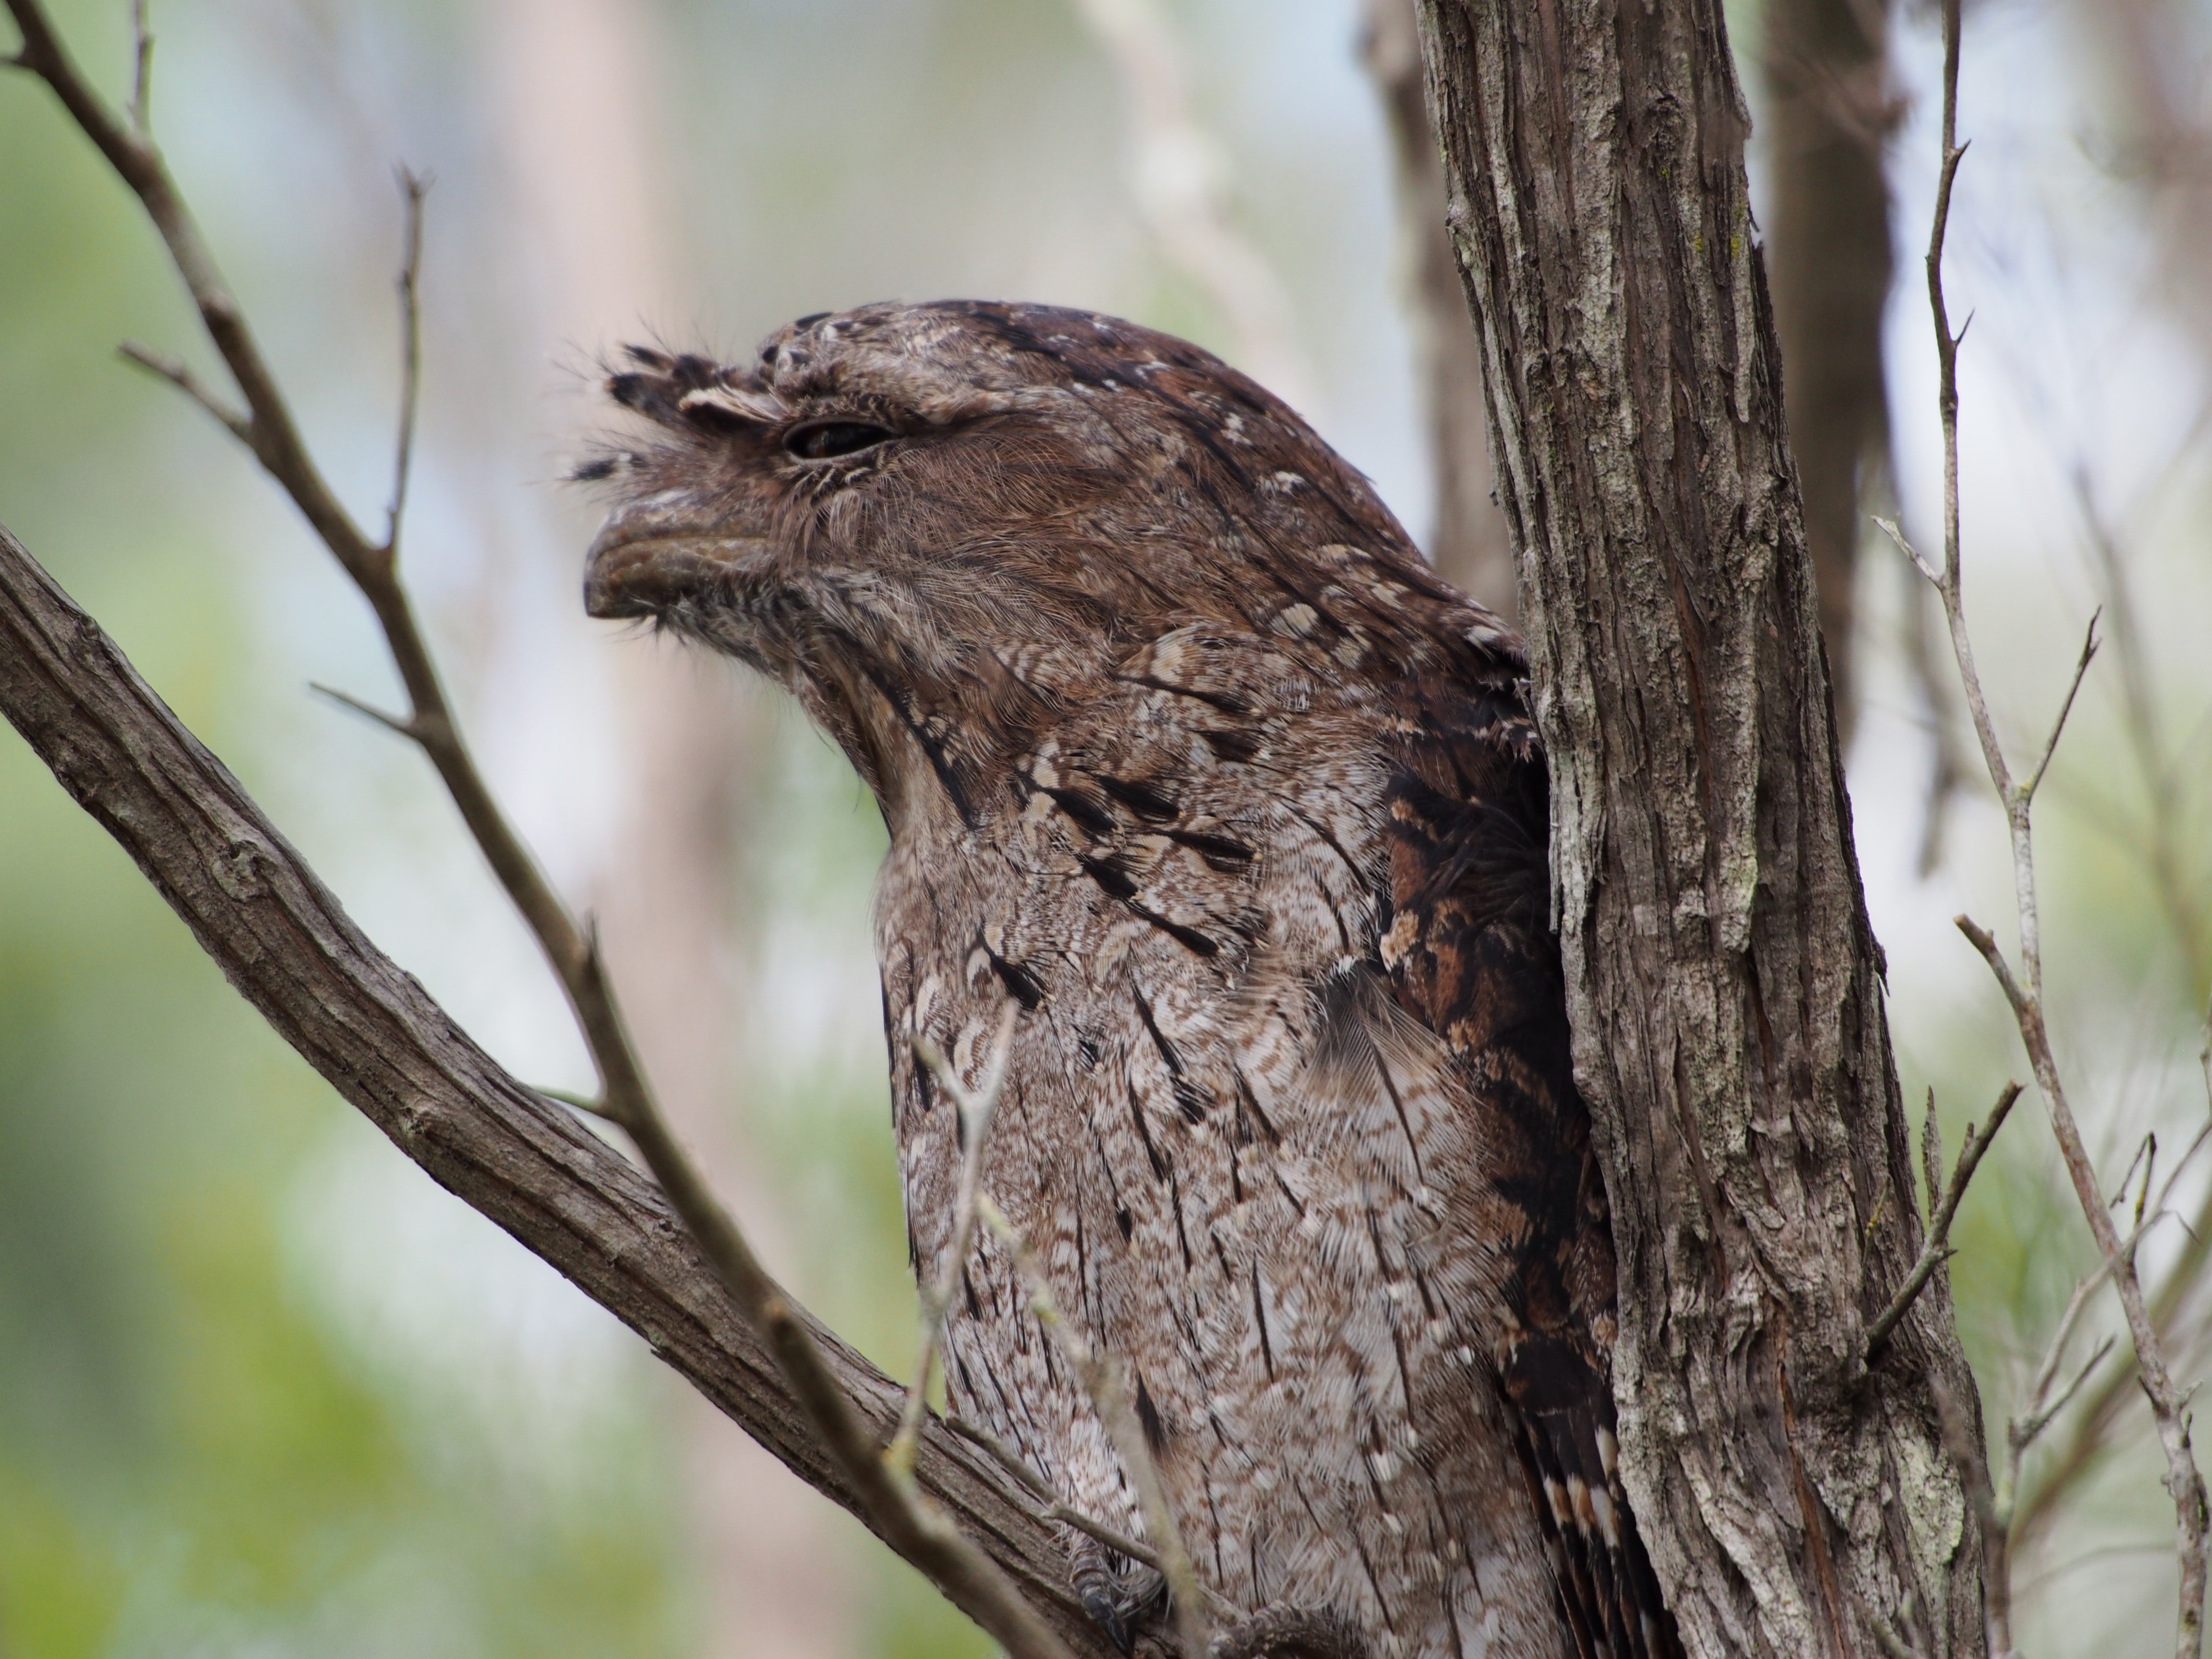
669,353,720,390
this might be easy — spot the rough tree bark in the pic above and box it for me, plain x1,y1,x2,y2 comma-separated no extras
1413,6,1984,1658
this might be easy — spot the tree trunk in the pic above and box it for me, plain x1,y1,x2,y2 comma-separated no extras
1413,6,1984,1657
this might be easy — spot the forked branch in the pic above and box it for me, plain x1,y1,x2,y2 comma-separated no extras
1866,1082,2022,1357
892,1003,1022,1474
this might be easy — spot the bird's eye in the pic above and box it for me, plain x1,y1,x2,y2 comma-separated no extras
785,421,894,460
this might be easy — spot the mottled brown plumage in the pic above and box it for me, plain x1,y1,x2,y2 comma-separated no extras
580,301,1676,1659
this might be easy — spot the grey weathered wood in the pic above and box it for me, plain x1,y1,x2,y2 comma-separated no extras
0,522,1118,1659
1413,5,1984,1656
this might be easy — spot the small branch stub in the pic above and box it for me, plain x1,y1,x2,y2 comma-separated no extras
1867,1082,2023,1358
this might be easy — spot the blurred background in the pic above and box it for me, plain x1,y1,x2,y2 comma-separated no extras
0,0,2207,1654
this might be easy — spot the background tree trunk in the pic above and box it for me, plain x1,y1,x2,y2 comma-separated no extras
1413,6,1984,1656
1763,0,1896,747
1362,0,1518,617
484,2,858,1650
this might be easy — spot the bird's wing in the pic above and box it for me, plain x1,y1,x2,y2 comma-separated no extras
1375,670,1681,1659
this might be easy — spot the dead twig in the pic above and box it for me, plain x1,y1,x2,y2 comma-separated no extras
117,341,250,441
1867,1082,2023,1356
2007,1134,2206,1488
947,1415,1055,1500
2013,1109,2212,1546
1852,1593,1929,1659
2012,1337,2116,1465
1904,567,1967,878
308,681,417,740
943,1416,1165,1571
385,166,428,553
127,0,149,134
1045,1503,1165,1575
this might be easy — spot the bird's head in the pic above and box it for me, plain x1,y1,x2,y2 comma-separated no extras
577,299,1478,826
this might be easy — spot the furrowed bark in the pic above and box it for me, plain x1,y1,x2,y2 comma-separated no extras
1413,6,1983,1657
0,521,1119,1659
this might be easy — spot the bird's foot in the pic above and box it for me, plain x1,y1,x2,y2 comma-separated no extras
1074,1557,1166,1655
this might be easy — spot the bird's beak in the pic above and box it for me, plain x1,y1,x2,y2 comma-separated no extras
583,498,766,620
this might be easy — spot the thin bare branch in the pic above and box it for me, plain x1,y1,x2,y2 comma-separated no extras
2116,1131,2158,1220
6,0,381,581
1926,2,1967,600
2014,1106,2212,1547
978,1191,1214,1659
309,681,418,740
1853,1595,1927,1659
118,340,251,442
2030,1265,2131,1439
0,526,1119,1659
532,1083,614,1119
1956,914,2030,1019
571,941,1080,1659
1866,1616,1921,1659
1903,565,1967,878
1867,1082,2023,1356
946,1416,1054,1501
2021,611,2100,804
2014,1337,2116,1458
384,167,428,556
1875,515,1942,588
1046,1504,1164,1575
127,0,149,135
2002,1126,2210,1515
941,1419,1167,1573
